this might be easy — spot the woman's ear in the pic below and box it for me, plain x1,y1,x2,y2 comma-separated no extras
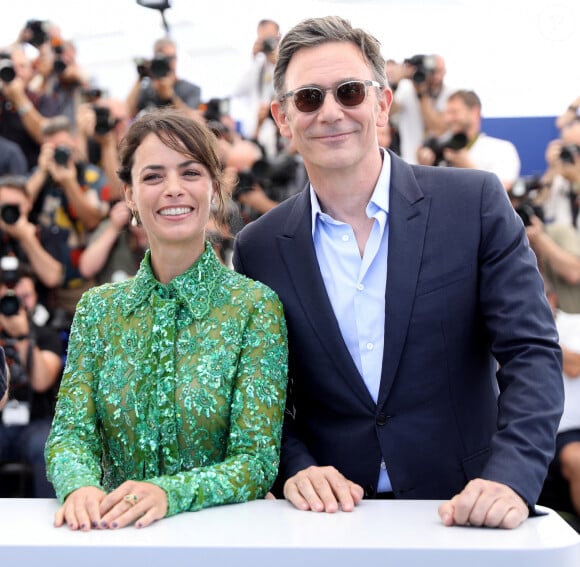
123,184,134,207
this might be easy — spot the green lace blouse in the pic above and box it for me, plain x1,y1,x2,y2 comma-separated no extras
45,242,288,516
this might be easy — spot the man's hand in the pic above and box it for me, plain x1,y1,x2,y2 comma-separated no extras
438,478,529,529
283,465,364,513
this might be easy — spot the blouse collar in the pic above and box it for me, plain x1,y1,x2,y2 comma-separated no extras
122,241,223,320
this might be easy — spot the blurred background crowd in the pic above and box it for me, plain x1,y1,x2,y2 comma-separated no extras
0,0,580,527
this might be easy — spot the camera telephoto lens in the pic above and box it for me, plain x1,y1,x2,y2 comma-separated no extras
0,204,20,225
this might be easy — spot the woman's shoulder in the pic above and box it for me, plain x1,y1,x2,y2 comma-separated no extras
78,279,134,308
219,264,281,305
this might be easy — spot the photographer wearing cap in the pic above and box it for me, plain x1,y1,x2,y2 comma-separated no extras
0,264,63,497
389,54,452,164
126,37,202,120
417,90,521,190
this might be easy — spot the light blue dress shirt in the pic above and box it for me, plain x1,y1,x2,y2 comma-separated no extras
310,148,392,492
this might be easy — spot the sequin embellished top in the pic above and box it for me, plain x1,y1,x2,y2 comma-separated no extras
45,242,288,516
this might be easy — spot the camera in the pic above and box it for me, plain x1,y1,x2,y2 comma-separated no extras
149,54,172,79
560,144,580,165
0,204,20,225
0,290,21,317
404,54,437,84
0,53,15,84
92,105,117,136
422,132,468,165
510,175,545,199
201,98,230,122
234,155,298,200
25,19,50,47
53,145,71,166
261,36,279,54
134,57,150,79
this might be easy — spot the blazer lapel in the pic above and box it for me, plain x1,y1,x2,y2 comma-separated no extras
378,155,430,407
278,190,376,410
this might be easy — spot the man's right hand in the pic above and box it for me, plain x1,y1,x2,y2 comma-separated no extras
283,465,363,513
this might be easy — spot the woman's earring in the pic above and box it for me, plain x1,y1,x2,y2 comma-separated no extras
131,210,140,227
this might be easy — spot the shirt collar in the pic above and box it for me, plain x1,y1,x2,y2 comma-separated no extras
310,147,391,236
122,241,223,320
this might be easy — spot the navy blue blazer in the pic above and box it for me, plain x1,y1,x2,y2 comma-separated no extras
233,151,563,505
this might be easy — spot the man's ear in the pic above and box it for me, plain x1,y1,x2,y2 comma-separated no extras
271,99,292,140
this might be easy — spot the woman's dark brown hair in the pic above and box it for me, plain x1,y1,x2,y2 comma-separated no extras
117,107,227,228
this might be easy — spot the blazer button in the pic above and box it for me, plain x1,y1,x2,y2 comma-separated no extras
376,413,387,426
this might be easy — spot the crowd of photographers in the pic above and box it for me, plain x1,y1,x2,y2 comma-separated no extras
1,16,580,512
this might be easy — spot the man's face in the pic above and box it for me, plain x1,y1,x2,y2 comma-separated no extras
271,41,390,176
444,97,472,134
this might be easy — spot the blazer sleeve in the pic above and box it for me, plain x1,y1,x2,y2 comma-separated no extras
477,173,563,505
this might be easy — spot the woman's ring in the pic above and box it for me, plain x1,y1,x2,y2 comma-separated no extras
124,494,139,507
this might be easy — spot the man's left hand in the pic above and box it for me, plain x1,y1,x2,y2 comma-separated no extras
438,478,529,529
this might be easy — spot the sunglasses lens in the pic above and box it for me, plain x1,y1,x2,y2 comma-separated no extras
336,81,366,107
294,88,324,112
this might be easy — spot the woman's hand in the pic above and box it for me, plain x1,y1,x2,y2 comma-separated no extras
55,486,107,531
99,480,168,529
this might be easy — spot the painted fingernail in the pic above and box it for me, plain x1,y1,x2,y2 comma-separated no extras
111,522,118,529
100,521,108,528
91,521,98,528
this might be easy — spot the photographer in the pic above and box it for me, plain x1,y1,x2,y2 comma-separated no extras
526,213,580,314
540,119,580,228
0,265,63,497
26,115,110,318
231,19,280,147
76,96,130,202
0,46,46,169
126,37,202,119
417,90,521,189
389,54,452,164
232,137,307,223
0,175,64,294
79,200,148,285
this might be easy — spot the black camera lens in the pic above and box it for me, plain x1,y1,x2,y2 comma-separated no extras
560,145,580,165
0,204,20,225
0,292,20,316
0,59,15,83
93,106,116,135
53,145,71,166
149,55,171,79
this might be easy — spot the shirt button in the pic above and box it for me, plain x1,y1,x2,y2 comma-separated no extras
357,283,364,291
342,234,349,242
366,342,374,350
380,460,387,470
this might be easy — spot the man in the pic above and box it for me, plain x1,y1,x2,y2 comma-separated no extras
233,16,563,529
389,53,451,164
540,119,580,228
26,115,110,318
231,19,281,142
417,89,521,190
0,175,65,293
0,266,63,497
126,37,202,119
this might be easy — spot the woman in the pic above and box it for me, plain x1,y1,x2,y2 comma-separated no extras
45,108,288,530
